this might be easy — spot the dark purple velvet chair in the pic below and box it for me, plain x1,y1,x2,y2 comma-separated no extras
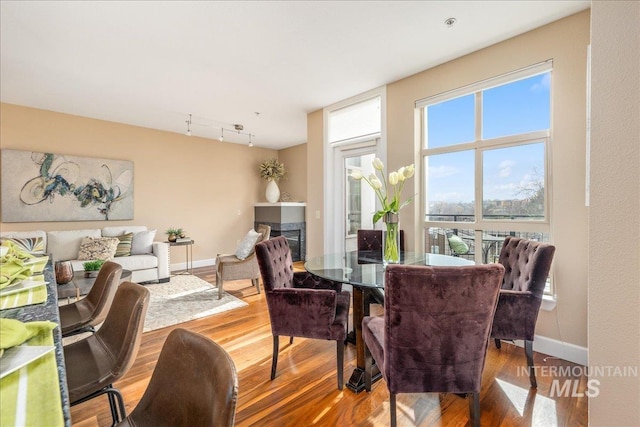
491,236,556,388
255,236,351,390
356,229,406,306
362,263,505,427
356,229,405,252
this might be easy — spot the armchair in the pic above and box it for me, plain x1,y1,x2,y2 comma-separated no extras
216,224,270,300
255,236,350,390
362,263,505,427
491,236,556,388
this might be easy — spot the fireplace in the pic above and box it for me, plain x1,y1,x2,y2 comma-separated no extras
254,202,306,262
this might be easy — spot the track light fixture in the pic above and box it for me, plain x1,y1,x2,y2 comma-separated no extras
185,114,192,136
181,113,255,146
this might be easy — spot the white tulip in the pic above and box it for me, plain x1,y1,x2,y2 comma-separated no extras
370,176,383,189
389,171,399,185
372,158,384,171
403,164,415,179
350,170,363,180
397,167,406,182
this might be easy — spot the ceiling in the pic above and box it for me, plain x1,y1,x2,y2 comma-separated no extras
0,1,590,150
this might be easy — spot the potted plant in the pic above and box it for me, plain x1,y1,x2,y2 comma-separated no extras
259,158,285,203
166,227,185,242
83,259,105,278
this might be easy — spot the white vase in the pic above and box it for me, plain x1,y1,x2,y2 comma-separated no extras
265,180,280,203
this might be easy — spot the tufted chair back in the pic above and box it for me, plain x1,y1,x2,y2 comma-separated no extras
255,235,295,292
357,229,405,252
498,236,555,296
492,236,556,388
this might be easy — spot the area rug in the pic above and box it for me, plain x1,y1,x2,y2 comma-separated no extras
143,275,248,332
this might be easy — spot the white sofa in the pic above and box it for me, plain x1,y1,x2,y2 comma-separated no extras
1,226,170,284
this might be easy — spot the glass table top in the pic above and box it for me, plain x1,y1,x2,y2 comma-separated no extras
304,251,475,289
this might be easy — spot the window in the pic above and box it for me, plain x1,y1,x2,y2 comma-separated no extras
417,61,553,293
328,96,381,144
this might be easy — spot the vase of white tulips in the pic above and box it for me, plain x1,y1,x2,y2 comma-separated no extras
350,158,415,264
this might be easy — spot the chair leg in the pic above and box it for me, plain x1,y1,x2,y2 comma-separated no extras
525,339,537,388
336,339,344,390
72,384,126,426
216,273,223,300
289,336,294,344
468,392,480,427
494,338,502,349
107,392,119,426
252,278,261,294
390,392,397,427
271,335,279,380
106,387,127,427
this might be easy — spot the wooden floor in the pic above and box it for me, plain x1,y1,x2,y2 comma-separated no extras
70,264,588,427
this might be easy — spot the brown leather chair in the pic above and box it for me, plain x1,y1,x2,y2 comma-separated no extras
59,261,122,337
363,263,505,427
116,328,239,427
491,236,556,388
64,281,150,426
216,224,271,299
255,236,350,390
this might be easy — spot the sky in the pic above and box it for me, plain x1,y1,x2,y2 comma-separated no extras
425,72,550,205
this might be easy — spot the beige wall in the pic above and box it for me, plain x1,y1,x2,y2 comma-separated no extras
0,103,278,267
308,11,591,349
277,143,307,203
589,1,640,425
305,110,324,259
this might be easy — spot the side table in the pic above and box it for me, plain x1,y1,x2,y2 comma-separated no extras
166,240,194,275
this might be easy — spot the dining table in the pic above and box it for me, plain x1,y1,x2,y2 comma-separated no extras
0,261,71,426
305,250,474,393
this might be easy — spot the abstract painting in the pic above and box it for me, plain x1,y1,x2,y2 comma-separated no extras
1,149,134,222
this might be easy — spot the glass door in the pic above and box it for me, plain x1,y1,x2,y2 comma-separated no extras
333,143,378,254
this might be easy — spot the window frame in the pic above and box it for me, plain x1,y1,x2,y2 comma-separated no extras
417,62,554,293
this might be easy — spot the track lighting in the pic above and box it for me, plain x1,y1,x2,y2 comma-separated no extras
181,113,254,145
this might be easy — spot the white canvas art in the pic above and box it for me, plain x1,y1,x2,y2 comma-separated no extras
1,150,134,222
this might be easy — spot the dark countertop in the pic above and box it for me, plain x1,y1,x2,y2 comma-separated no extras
0,262,71,427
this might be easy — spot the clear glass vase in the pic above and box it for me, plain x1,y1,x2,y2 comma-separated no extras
383,213,400,264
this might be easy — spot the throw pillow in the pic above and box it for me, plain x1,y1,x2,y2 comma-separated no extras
114,233,133,257
448,234,470,255
131,229,157,255
0,236,45,255
77,237,119,261
235,229,261,260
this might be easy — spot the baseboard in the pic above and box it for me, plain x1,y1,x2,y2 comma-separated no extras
507,335,588,366
169,257,215,272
